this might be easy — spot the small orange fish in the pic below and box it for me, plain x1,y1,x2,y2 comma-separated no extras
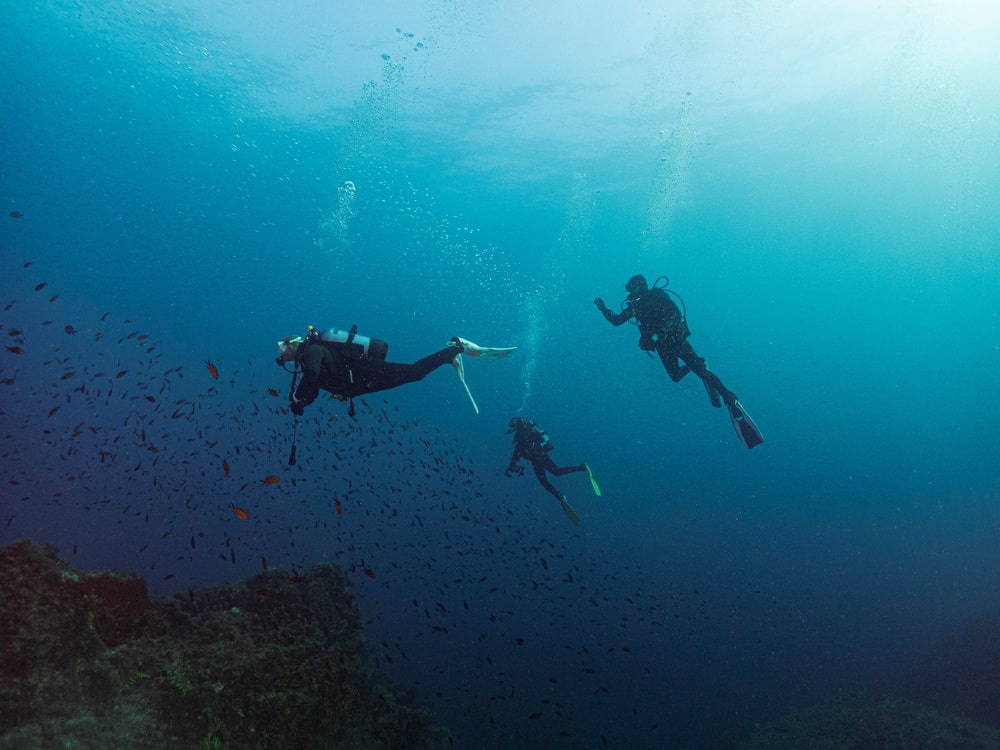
34,282,48,292
10,211,22,219
222,459,230,476
204,359,219,380
64,325,77,335
5,346,24,354
230,503,249,521
260,475,281,486
334,498,342,516
364,568,376,579
267,388,280,398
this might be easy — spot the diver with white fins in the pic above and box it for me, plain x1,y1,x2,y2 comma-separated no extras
595,274,763,450
275,326,515,418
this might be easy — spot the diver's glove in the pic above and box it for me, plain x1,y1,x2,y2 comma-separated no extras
505,466,524,478
594,298,607,312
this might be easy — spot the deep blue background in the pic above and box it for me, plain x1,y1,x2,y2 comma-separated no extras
3,2,999,747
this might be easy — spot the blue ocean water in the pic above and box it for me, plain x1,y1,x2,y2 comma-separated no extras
2,1,999,747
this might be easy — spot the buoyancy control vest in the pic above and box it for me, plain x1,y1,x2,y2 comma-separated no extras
522,420,553,454
630,289,690,350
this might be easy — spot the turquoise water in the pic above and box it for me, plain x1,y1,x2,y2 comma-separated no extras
2,1,999,747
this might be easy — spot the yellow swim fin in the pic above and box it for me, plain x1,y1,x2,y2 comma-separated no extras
558,495,579,525
583,463,601,496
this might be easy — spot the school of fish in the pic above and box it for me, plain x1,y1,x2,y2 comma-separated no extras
0,252,728,749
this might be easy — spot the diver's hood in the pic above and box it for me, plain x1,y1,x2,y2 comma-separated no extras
276,335,303,362
625,274,648,299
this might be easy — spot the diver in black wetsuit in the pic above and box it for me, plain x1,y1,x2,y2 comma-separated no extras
594,274,763,449
505,417,599,524
276,327,464,415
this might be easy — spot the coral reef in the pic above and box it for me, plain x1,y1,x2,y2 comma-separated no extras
0,540,448,749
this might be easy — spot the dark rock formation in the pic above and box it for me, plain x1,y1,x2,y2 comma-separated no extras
0,540,448,749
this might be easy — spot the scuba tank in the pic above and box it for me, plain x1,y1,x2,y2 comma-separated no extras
312,324,388,361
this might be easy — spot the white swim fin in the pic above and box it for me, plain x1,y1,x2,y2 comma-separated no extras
450,337,517,362
451,353,480,414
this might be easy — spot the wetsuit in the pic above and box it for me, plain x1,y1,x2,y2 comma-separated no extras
506,420,585,501
293,338,460,411
598,287,735,408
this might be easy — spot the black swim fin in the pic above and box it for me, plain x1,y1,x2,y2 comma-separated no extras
728,399,763,450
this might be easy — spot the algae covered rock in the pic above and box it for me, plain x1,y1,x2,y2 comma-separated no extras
0,540,449,749
731,692,1000,750
901,609,1000,727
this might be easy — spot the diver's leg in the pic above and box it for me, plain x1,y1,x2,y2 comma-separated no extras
346,347,458,397
656,340,689,382
678,341,735,407
407,346,462,379
546,454,586,478
531,460,565,501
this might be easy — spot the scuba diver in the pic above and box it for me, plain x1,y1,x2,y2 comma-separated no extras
276,326,516,417
594,274,763,450
505,416,601,525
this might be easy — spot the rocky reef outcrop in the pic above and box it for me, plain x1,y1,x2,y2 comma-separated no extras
0,540,448,749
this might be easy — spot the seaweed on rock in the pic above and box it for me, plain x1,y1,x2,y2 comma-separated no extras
0,540,448,750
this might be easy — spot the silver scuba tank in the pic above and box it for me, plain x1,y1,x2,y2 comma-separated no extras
316,325,388,360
